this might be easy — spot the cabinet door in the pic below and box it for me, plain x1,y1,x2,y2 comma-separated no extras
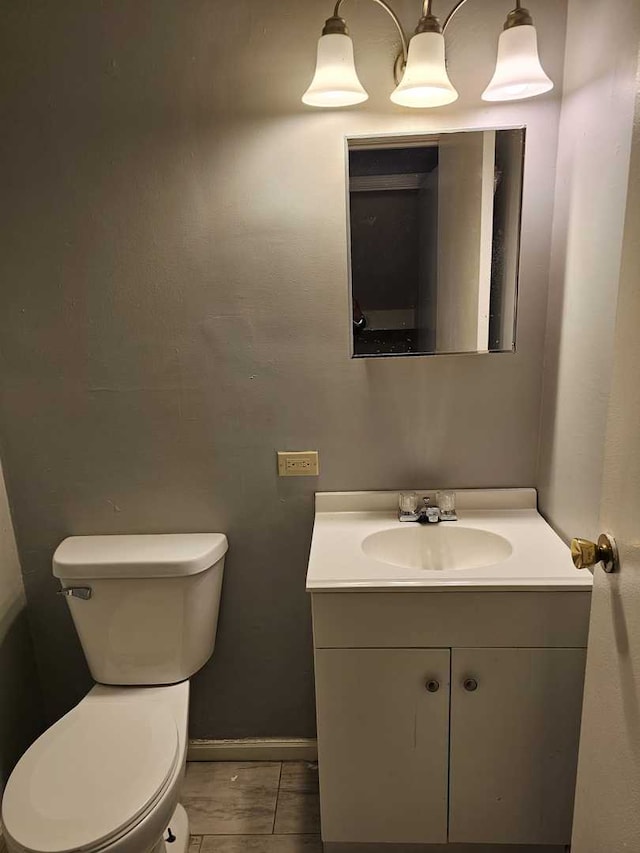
449,647,587,845
315,648,450,843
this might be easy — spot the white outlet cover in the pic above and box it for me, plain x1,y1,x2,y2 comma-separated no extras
277,451,319,477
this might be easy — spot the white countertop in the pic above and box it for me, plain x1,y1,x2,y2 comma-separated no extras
306,489,593,592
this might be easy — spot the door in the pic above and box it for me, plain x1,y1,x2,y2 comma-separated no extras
449,647,586,845
314,648,450,844
416,172,438,352
436,130,495,352
570,73,640,851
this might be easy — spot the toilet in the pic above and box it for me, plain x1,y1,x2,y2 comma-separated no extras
1,532,228,853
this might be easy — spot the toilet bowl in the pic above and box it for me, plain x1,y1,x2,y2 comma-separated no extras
3,682,188,853
1,534,227,853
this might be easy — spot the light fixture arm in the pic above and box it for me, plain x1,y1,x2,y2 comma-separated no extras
442,0,473,33
333,0,409,64
443,0,531,33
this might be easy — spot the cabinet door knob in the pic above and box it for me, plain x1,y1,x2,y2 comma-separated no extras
463,677,478,692
425,679,440,693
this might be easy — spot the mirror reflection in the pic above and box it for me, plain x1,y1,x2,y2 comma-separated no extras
348,128,525,357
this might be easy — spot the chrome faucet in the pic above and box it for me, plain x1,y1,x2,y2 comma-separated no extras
423,498,441,523
398,494,457,523
398,496,439,523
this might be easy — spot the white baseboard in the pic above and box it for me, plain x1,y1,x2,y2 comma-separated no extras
324,846,566,853
187,737,318,762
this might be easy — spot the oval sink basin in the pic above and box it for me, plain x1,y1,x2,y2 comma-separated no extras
361,525,513,571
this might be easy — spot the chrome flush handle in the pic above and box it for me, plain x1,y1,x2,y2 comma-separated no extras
57,586,92,600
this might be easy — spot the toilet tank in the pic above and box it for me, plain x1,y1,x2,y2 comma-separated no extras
53,533,227,685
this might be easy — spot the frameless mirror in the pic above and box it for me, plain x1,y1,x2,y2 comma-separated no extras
348,128,525,357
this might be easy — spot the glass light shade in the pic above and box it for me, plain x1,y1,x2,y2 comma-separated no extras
390,31,458,108
302,33,368,107
482,24,553,102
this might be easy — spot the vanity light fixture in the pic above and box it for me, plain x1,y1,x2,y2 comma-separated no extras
301,13,370,106
390,3,457,108
481,2,553,101
302,0,553,108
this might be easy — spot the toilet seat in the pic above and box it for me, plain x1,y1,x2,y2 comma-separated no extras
2,699,180,853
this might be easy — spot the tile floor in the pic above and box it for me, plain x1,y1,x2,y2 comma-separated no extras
182,761,322,853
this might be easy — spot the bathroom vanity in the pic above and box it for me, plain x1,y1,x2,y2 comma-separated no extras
306,489,592,850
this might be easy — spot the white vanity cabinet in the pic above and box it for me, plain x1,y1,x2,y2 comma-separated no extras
312,591,590,848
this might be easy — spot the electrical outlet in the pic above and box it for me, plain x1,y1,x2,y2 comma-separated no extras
277,451,319,477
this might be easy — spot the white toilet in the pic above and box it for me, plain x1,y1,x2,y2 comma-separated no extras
1,532,228,853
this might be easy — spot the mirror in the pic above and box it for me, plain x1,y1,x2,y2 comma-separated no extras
348,128,525,358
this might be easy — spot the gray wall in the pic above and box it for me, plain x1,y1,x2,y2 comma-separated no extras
0,460,43,790
537,0,640,543
0,0,566,736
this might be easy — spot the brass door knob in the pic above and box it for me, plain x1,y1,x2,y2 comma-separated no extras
570,533,618,573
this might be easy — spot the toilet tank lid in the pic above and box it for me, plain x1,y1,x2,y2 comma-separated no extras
53,533,228,579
